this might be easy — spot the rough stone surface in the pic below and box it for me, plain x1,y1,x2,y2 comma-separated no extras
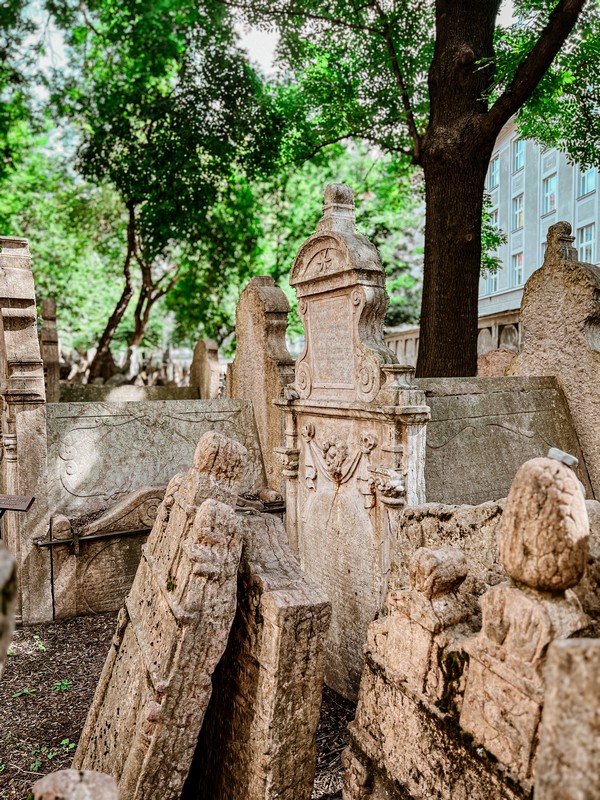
508,221,600,500
476,348,516,377
47,399,265,518
0,543,16,680
417,376,592,505
497,457,588,590
59,385,200,402
39,298,60,403
278,185,428,699
227,275,295,493
535,639,600,800
0,236,51,624
73,432,246,799
190,338,222,399
185,511,331,800
32,769,118,800
460,457,590,781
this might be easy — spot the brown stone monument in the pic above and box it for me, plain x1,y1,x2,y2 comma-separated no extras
190,338,222,399
276,184,429,698
39,298,60,403
228,275,295,492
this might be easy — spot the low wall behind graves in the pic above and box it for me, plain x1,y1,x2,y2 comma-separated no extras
418,375,592,504
59,385,201,402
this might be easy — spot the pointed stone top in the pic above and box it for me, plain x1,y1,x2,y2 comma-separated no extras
545,221,578,263
317,183,355,234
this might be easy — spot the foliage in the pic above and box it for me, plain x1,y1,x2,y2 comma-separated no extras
481,193,508,278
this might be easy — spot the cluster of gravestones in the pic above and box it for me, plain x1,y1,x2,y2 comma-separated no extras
0,189,599,799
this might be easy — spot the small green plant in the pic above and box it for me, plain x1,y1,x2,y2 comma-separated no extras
52,679,73,692
32,635,46,652
6,647,14,656
11,687,36,698
60,738,76,754
166,573,177,592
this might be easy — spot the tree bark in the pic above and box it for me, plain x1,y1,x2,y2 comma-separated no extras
88,202,136,381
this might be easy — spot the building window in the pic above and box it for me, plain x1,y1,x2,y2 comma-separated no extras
542,174,557,214
512,139,524,172
578,223,596,263
488,271,499,294
512,194,524,230
512,252,524,286
491,208,499,228
578,167,596,197
488,156,499,189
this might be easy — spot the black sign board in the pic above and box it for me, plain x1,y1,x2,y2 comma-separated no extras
0,494,35,513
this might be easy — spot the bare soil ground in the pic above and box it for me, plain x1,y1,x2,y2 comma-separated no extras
0,614,353,800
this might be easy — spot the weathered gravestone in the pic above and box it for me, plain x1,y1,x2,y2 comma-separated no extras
39,298,60,403
190,338,222,399
73,431,246,798
508,221,600,500
228,276,295,493
0,542,16,680
32,770,118,800
184,512,331,800
0,236,51,624
276,184,429,699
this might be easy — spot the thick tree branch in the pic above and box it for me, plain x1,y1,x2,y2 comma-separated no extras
484,0,588,136
214,0,382,35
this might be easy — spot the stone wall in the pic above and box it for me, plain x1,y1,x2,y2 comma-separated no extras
417,376,591,505
227,276,295,493
508,221,600,500
344,456,597,799
277,185,428,699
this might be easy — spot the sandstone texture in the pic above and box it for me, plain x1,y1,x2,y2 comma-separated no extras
278,185,429,699
227,275,295,493
0,542,16,679
476,347,516,377
416,375,592,505
535,639,600,800
32,770,118,800
508,221,600,500
190,338,222,399
185,511,331,800
73,432,246,799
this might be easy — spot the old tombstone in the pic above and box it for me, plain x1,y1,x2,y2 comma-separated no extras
190,338,221,399
460,456,590,780
508,221,600,500
227,275,295,493
276,184,429,698
32,770,118,800
0,236,51,624
534,639,600,800
185,512,331,800
0,543,16,679
39,298,60,403
73,432,246,799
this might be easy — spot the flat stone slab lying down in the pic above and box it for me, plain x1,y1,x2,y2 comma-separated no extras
73,432,246,800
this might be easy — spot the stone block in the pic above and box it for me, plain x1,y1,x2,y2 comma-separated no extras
535,639,600,800
73,432,246,799
227,276,295,492
190,338,222,399
0,542,16,679
32,770,118,800
184,511,331,800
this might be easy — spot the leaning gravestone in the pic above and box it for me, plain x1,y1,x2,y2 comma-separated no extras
73,432,246,799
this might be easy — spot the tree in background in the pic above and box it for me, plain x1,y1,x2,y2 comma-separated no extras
225,0,599,376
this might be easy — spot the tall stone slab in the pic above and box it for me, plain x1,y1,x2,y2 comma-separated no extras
0,542,16,680
185,512,331,800
0,237,50,623
276,185,429,699
39,298,60,403
228,276,295,492
508,222,600,500
73,432,246,799
534,639,600,800
190,338,222,399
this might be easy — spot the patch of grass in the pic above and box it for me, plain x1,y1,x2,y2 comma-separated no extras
51,679,73,692
11,687,36,698
32,635,46,653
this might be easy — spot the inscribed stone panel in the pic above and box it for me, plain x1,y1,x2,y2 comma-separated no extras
47,399,265,517
309,295,354,388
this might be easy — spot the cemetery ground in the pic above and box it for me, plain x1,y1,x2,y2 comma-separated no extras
0,613,353,800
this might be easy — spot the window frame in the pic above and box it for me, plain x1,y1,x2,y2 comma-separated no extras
542,173,557,215
512,139,524,173
511,251,524,286
512,193,524,231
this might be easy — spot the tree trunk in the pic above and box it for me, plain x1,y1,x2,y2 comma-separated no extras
88,203,136,381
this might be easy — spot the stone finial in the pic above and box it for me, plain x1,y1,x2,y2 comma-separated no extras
317,183,356,233
497,456,588,591
32,769,118,800
409,547,468,599
545,221,577,263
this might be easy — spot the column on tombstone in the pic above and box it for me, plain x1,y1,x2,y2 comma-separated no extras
276,184,430,699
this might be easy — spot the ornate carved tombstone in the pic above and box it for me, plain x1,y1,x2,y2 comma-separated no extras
276,184,429,698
